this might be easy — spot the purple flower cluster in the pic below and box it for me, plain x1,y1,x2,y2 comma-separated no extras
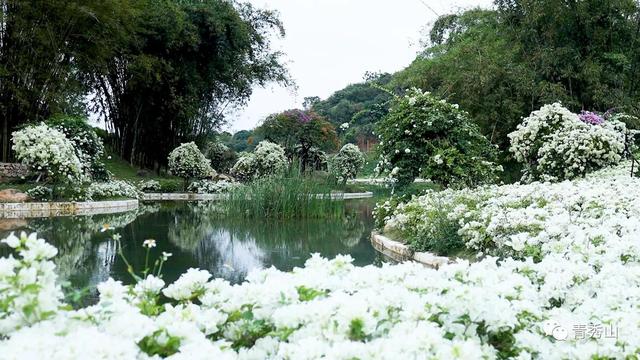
579,111,604,125
283,109,312,123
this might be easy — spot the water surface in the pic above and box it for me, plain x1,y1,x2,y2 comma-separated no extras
0,200,381,289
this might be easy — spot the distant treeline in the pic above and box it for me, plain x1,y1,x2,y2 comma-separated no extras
305,0,640,150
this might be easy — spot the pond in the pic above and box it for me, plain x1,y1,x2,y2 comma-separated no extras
0,199,383,291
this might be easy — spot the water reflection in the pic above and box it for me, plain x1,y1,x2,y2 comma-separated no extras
0,200,381,288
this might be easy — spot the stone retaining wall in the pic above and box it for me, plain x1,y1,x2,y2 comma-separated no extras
0,199,138,219
370,232,451,268
0,163,30,183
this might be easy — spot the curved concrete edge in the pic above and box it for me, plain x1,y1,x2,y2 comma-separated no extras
348,178,432,185
142,193,226,201
328,192,374,200
370,232,451,268
142,191,374,201
0,199,139,219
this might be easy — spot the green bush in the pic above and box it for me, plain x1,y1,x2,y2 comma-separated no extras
205,142,237,173
376,88,501,188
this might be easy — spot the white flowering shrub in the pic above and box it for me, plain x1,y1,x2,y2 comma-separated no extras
11,123,83,184
230,141,287,182
168,142,212,180
87,180,140,200
508,103,626,182
47,116,106,180
376,88,501,187
138,180,161,193
187,180,239,194
229,152,256,182
329,143,365,184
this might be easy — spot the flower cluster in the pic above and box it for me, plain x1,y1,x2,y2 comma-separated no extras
138,180,161,193
48,116,106,179
168,142,213,180
329,143,365,184
186,180,239,194
508,103,626,182
11,123,83,184
230,141,288,182
87,180,140,200
578,110,604,125
375,88,501,187
0,232,61,335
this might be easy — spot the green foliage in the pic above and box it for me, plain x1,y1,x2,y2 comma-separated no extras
391,2,640,149
348,318,368,342
138,330,181,357
25,186,53,201
256,109,338,172
1,0,289,169
205,141,237,173
87,0,290,169
376,88,501,188
0,0,135,161
312,72,394,147
220,173,344,219
296,286,328,302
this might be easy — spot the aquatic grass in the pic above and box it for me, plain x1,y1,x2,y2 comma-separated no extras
220,173,344,219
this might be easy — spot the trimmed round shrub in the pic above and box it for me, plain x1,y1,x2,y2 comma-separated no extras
205,142,237,173
329,143,365,184
509,103,626,182
12,123,83,184
231,141,287,182
376,88,501,187
168,142,212,180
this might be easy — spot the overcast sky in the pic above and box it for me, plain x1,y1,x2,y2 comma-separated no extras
225,0,492,132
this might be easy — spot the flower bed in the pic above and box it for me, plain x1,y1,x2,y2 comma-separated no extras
2,163,640,358
379,162,639,259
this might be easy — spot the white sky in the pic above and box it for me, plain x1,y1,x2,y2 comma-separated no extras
225,0,493,132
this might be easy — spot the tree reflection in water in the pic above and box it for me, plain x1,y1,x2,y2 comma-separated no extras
0,199,383,289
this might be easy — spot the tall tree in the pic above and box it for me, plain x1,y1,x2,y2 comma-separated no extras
257,109,338,172
86,0,290,169
0,0,133,161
